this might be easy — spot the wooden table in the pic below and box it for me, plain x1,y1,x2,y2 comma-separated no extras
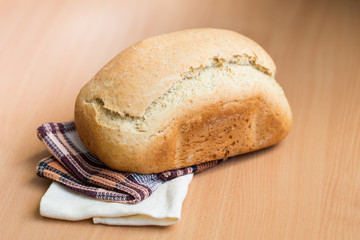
1,0,359,239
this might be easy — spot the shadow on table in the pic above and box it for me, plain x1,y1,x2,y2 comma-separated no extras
25,150,52,221
27,150,50,187
195,143,279,177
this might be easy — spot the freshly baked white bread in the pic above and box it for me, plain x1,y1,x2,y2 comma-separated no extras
75,28,292,174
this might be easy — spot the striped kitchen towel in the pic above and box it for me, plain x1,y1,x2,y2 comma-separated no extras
36,122,224,204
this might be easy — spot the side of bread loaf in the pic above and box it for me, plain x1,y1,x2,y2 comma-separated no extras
75,28,292,174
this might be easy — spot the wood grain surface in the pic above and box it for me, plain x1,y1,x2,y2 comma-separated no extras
1,0,359,239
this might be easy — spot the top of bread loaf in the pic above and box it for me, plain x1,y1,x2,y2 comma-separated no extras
79,28,276,118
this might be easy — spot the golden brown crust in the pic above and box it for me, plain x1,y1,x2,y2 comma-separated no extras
75,79,292,174
75,28,292,174
78,28,276,117
76,93,291,173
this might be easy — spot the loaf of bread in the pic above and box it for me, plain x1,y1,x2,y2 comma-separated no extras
75,28,292,174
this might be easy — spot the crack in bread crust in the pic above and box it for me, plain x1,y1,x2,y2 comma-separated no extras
87,55,276,134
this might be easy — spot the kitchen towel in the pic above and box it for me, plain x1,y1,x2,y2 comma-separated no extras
40,174,193,226
36,122,225,203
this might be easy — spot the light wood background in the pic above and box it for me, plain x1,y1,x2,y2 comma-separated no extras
1,0,359,239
